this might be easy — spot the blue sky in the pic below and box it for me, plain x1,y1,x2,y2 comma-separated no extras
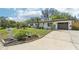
0,8,15,17
0,8,79,21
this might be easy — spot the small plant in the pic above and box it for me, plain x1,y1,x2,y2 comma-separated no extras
14,29,27,41
31,34,39,38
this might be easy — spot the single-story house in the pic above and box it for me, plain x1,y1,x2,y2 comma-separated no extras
28,19,72,30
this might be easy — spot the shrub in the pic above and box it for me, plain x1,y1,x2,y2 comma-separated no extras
72,26,79,30
0,27,4,30
72,20,79,30
31,34,39,38
14,29,27,41
0,29,8,39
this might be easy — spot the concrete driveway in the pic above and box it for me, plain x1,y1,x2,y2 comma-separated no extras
0,30,79,50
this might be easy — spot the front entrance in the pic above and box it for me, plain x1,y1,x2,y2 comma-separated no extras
58,22,68,30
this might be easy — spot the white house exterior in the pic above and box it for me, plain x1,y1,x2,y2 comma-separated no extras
28,20,72,30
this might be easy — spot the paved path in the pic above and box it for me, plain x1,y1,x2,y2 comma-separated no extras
0,30,79,50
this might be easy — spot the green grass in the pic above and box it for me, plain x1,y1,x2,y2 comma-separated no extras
0,28,51,39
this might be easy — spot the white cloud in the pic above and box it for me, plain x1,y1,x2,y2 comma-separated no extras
56,8,79,17
65,8,79,17
7,17,14,20
15,9,42,20
7,17,19,21
23,10,42,16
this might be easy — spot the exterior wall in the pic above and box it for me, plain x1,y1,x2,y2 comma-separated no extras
43,23,52,29
53,22,57,30
33,23,36,28
28,20,72,30
43,23,48,29
39,23,44,27
28,24,31,27
68,21,72,30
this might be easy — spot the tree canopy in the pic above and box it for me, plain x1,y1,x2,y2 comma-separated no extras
42,8,77,20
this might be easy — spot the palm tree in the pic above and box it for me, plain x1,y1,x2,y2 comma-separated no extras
42,8,49,20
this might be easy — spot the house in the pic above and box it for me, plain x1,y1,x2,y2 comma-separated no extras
28,19,72,30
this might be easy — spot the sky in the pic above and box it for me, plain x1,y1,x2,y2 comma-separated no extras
1,8,43,21
0,8,79,21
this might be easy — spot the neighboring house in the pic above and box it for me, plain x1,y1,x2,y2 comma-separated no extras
28,19,72,30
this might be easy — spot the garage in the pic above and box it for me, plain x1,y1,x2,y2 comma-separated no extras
58,22,68,30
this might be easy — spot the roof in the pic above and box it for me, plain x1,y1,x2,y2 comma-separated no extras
28,19,73,24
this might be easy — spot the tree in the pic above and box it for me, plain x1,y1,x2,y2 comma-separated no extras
42,8,77,20
42,8,59,20
50,12,77,20
42,8,49,20
24,17,41,28
0,16,7,28
16,22,21,29
25,18,34,24
7,20,16,28
48,8,60,16
34,17,41,28
20,22,27,29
